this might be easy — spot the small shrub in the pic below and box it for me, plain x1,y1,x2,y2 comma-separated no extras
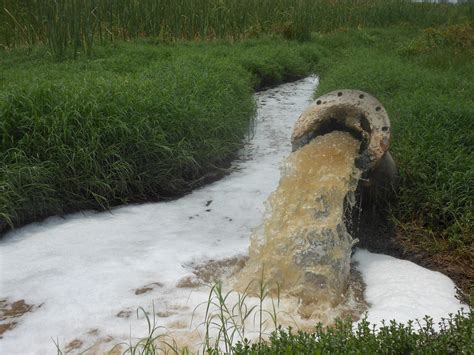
232,310,473,354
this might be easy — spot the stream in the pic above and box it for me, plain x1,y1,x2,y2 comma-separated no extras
0,76,465,354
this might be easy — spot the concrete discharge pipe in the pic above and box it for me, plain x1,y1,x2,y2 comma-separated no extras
291,89,397,193
289,90,397,305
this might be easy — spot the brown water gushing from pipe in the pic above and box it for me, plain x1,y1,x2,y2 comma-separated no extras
234,131,361,318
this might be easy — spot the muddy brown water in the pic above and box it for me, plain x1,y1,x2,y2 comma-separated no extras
234,131,364,318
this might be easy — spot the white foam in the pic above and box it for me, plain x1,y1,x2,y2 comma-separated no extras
0,76,466,354
353,249,466,329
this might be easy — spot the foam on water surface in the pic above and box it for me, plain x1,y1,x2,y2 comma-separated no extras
0,76,466,354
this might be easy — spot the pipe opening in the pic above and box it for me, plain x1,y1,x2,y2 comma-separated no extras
304,117,369,154
292,90,394,174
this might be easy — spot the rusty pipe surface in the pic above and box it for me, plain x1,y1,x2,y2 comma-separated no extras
291,89,396,185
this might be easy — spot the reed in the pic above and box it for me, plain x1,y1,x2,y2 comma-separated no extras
2,0,472,59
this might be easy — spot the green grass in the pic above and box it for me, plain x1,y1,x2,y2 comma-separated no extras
2,8,473,353
1,20,472,276
2,1,473,59
1,23,472,269
232,310,473,354
314,25,474,259
0,38,321,232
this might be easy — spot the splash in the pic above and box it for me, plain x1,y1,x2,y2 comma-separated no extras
235,131,362,318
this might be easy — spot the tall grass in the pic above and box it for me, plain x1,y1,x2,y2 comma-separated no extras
2,0,473,59
0,39,320,233
194,279,282,353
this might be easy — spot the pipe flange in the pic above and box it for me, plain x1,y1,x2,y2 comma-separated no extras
291,89,391,172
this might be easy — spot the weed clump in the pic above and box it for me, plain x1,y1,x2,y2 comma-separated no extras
399,23,474,68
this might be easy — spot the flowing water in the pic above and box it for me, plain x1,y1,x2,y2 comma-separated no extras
0,77,465,353
235,131,362,318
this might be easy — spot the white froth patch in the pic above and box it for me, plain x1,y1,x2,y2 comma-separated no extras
353,249,466,328
0,76,466,354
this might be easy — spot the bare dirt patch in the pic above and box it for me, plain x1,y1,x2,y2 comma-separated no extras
176,275,202,288
156,310,176,318
0,323,15,337
0,299,39,338
87,328,99,336
134,282,163,295
116,309,133,319
395,225,473,304
65,338,83,352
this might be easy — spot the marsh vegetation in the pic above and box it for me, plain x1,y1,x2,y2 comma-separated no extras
0,0,473,352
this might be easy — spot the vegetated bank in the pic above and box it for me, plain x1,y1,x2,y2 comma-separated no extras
3,22,471,300
0,39,321,233
1,2,473,351
122,305,472,354
315,24,473,298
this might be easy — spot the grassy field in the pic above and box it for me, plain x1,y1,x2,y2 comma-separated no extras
1,1,473,353
0,39,321,231
2,0,472,60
